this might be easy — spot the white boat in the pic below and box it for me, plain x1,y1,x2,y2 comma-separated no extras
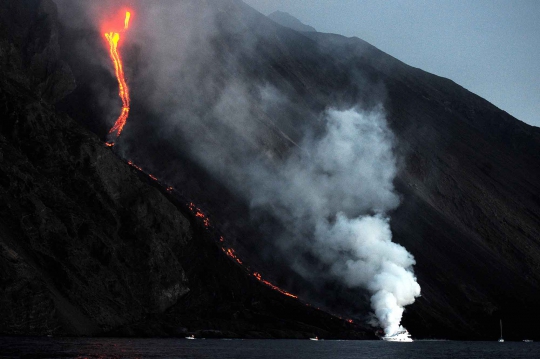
309,336,319,341
498,320,504,342
185,335,196,340
382,328,413,342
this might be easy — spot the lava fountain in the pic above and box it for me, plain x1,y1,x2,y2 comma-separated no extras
104,11,132,144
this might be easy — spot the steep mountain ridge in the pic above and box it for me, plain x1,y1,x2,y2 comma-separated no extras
57,0,540,339
268,11,317,33
1,0,539,340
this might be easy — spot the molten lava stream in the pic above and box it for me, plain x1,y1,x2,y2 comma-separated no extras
123,165,303,304
104,11,131,144
186,202,298,299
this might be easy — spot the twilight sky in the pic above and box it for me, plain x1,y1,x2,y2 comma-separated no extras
243,0,540,127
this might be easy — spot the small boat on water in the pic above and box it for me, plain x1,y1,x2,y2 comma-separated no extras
185,335,196,340
381,328,413,342
498,320,504,343
523,339,533,342
309,336,319,341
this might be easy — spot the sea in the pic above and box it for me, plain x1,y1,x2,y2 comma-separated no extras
1,337,539,359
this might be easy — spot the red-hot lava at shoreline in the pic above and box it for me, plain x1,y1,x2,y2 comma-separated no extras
104,11,131,145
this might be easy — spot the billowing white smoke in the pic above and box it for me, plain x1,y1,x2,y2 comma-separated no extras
245,108,421,335
315,215,420,335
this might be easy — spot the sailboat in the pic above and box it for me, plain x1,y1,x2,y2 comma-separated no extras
498,319,504,342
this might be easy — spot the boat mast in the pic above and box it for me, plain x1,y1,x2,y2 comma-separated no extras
500,319,503,339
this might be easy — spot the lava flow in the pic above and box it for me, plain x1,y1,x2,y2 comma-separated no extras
127,160,159,183
253,272,298,299
186,203,298,299
124,161,300,301
104,11,132,144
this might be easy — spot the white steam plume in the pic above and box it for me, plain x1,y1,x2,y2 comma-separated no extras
244,108,421,335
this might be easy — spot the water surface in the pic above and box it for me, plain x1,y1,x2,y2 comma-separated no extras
1,337,538,359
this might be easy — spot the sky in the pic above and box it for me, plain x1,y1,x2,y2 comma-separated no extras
243,0,540,127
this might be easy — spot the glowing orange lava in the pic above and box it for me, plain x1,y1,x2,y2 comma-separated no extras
124,11,131,30
222,247,243,265
253,272,298,299
120,158,351,318
118,167,300,302
189,203,211,228
185,203,298,299
104,11,131,140
127,160,158,182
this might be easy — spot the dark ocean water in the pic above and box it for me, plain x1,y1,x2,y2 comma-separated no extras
0,337,539,359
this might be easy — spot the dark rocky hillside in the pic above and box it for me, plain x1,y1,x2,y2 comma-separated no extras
1,0,539,340
0,0,370,339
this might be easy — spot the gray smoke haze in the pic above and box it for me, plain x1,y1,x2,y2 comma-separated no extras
243,107,421,335
54,0,420,335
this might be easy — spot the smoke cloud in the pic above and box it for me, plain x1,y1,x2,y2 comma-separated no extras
55,0,420,335
243,107,421,335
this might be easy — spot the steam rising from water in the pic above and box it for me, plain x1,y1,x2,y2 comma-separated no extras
55,0,420,335
245,108,421,335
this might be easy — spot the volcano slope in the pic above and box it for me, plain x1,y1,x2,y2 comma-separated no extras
0,0,371,339
57,0,540,340
3,0,540,340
